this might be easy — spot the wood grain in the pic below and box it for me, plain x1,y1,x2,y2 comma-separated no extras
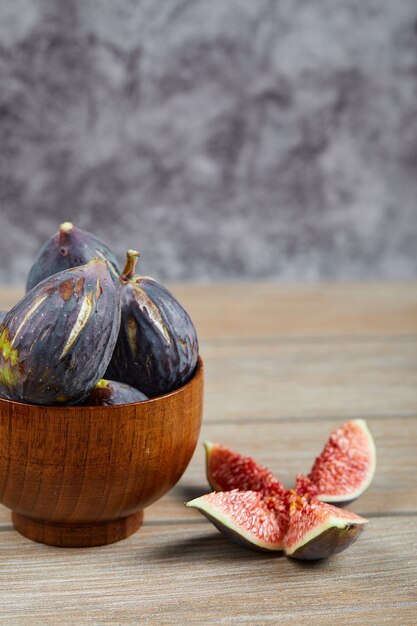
0,284,416,624
1,416,414,524
3,282,417,340
174,282,417,340
0,517,415,624
202,338,417,421
0,359,203,547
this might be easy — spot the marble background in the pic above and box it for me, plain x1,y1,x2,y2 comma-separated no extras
0,0,416,285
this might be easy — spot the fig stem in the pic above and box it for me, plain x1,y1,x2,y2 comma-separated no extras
121,250,140,281
58,222,74,251
60,222,74,233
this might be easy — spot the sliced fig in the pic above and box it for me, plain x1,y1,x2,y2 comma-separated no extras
205,442,286,498
295,420,377,505
106,250,199,397
186,490,287,552
26,222,120,291
284,491,368,560
0,258,120,405
82,379,148,406
186,489,368,560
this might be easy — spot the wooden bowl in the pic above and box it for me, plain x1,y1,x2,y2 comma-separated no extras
0,357,203,547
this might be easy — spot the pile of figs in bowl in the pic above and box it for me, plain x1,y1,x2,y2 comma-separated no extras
0,223,203,547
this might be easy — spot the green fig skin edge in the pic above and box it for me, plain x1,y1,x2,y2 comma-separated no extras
0,259,121,405
287,524,365,560
82,379,148,406
26,222,120,292
106,251,199,397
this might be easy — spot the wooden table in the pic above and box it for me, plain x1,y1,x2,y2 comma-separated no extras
1,283,416,625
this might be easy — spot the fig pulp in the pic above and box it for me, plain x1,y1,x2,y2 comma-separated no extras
284,492,367,560
205,420,376,506
186,490,368,560
26,222,120,292
0,259,120,405
106,250,199,397
294,420,377,505
205,442,286,498
82,379,148,406
186,490,287,552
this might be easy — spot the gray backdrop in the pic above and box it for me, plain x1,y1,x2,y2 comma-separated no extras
0,0,416,285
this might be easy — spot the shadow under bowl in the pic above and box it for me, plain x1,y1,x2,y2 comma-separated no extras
0,357,204,547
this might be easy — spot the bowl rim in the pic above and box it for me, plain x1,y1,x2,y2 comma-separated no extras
0,356,203,411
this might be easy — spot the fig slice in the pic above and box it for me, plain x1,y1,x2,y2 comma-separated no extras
284,492,368,560
186,490,288,552
186,489,368,560
82,379,148,406
295,420,377,505
205,442,286,498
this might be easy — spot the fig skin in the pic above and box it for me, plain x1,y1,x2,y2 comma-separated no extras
0,312,6,325
82,379,148,406
106,250,199,397
0,258,121,405
287,523,365,560
284,492,368,560
26,222,120,292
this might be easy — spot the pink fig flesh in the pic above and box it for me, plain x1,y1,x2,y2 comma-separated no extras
186,490,288,552
205,442,287,498
295,420,377,505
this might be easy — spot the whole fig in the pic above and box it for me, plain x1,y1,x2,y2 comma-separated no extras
26,222,120,292
106,250,199,397
0,258,120,405
82,379,148,406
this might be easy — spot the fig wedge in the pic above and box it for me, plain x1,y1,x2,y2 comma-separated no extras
295,420,377,505
205,442,286,498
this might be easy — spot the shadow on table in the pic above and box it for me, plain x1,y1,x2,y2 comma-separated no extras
174,483,211,501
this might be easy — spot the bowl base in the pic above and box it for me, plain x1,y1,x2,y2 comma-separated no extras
12,511,144,548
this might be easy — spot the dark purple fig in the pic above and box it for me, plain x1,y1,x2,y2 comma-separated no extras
105,250,199,397
26,222,120,292
0,312,6,325
82,379,148,406
0,259,120,405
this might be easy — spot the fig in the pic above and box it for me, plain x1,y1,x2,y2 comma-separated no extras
204,420,376,507
186,490,287,552
284,491,367,560
205,442,286,498
294,420,377,505
186,490,368,560
26,222,120,292
0,312,6,325
105,250,199,397
0,258,120,405
82,379,148,406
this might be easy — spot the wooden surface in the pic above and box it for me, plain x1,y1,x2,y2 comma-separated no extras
0,283,416,624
